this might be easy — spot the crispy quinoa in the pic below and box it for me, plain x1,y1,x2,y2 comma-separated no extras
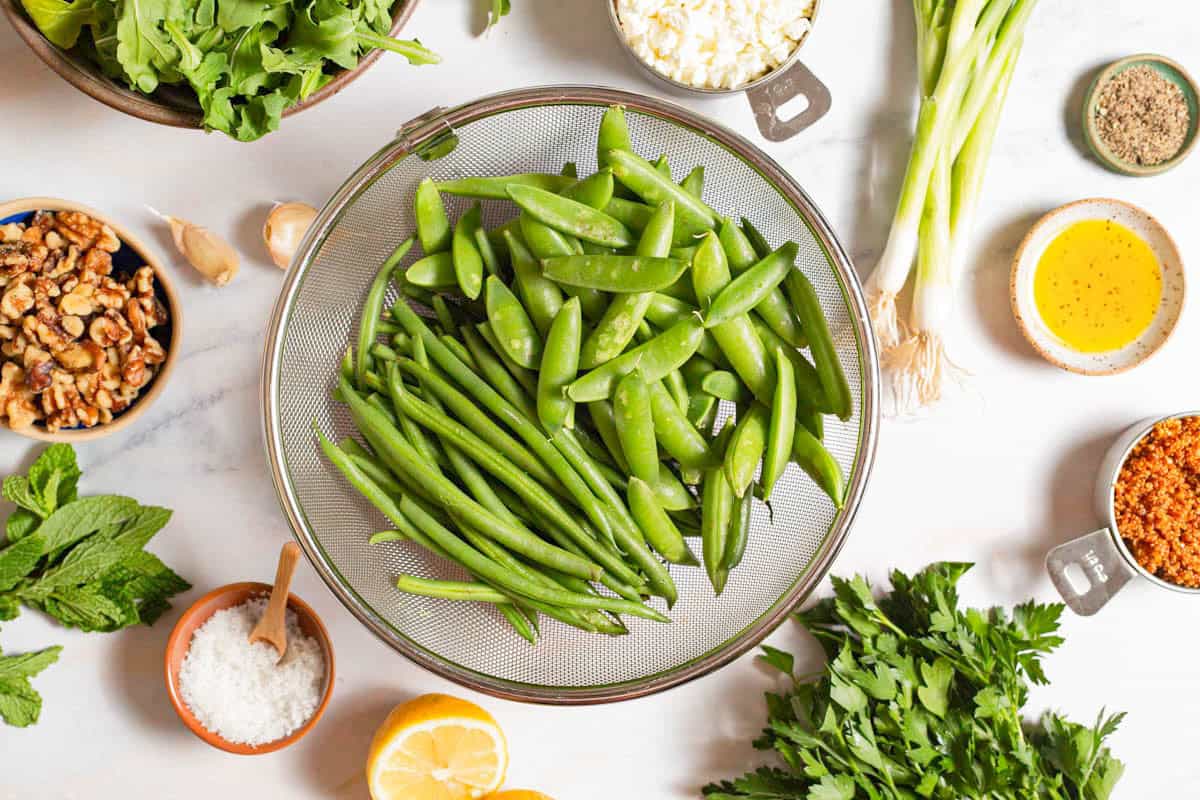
1114,417,1200,587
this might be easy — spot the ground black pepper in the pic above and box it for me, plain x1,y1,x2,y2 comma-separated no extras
1095,64,1190,166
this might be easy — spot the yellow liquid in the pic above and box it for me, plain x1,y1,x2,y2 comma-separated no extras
1033,219,1162,353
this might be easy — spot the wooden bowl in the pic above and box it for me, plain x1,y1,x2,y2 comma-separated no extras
0,0,420,132
0,197,181,442
1010,198,1186,375
163,581,335,755
1082,54,1200,176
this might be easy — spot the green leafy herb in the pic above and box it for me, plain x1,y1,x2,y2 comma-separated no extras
704,563,1125,800
0,645,61,727
0,445,189,727
19,0,441,141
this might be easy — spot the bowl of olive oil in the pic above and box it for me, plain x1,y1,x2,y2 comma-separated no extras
1010,198,1184,375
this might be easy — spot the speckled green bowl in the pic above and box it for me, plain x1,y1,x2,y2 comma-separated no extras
1083,54,1199,176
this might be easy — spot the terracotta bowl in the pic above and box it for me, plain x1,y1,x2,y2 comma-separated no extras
164,581,335,755
0,196,181,442
0,0,420,131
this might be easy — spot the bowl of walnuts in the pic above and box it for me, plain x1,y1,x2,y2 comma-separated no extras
0,197,179,441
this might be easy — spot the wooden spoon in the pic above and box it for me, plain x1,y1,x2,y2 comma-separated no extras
249,541,302,661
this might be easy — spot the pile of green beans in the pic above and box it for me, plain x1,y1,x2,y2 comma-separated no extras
315,105,851,642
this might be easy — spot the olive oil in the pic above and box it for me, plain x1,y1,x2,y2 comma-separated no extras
1033,220,1162,353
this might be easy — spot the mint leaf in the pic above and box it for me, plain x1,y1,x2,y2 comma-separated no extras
0,645,61,727
5,508,40,544
32,495,140,557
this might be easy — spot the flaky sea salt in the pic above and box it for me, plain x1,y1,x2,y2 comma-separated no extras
178,597,325,746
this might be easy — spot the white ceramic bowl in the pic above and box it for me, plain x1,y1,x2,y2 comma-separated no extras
1010,198,1185,375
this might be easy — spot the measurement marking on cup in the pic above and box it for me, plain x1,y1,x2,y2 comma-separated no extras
1083,549,1109,584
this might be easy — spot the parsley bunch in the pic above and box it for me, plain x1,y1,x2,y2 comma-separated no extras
704,563,1125,800
18,0,440,141
0,444,189,727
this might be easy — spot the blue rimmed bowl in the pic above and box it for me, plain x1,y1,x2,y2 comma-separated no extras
0,197,181,442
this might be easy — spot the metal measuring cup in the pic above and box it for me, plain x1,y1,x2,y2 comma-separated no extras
605,0,831,141
1046,411,1200,615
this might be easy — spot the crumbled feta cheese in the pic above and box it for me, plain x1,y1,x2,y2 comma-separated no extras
616,0,815,90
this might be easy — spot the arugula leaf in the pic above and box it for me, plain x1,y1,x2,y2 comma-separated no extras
16,0,99,48
0,645,61,727
705,563,1125,800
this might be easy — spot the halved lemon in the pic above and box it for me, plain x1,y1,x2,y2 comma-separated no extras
366,694,508,800
483,792,555,800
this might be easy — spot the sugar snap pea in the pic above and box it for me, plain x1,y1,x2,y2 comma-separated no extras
507,184,634,248
543,254,687,294
687,392,717,428
785,270,852,421
476,321,540,399
680,165,704,199
357,236,413,389
649,379,715,470
561,169,615,211
415,177,452,254
719,219,805,348
567,318,705,402
485,275,543,369
451,204,485,300
704,242,799,329
503,228,563,337
537,298,581,434
606,148,717,239
585,400,630,473
612,370,657,485
792,424,845,508
436,173,575,200
474,222,502,276
724,404,768,498
597,104,632,169
664,368,689,414
762,348,797,501
701,370,751,403
561,162,578,179
406,251,456,289
628,477,697,566
701,423,735,594
724,489,752,571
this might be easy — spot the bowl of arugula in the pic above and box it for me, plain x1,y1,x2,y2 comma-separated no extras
0,0,436,141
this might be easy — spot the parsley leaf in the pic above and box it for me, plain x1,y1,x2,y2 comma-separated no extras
705,563,1125,800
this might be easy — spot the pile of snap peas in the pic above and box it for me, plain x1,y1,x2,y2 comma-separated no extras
315,105,851,642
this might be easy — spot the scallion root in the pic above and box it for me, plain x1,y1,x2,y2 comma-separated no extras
883,331,967,414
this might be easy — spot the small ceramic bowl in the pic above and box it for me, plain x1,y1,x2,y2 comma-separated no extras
164,581,335,755
1082,54,1200,176
0,197,181,442
1010,198,1185,375
0,0,419,132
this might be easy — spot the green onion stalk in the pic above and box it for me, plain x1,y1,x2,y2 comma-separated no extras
869,0,1038,410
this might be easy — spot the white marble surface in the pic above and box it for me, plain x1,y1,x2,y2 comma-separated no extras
2,1,1199,797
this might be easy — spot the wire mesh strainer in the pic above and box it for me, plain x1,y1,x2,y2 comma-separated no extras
262,86,879,703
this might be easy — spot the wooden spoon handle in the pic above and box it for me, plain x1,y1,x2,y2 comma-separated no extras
254,541,301,648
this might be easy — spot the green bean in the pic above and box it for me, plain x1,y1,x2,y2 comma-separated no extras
406,252,456,289
567,318,705,402
762,348,797,501
498,603,539,643
370,342,399,362
701,370,751,403
399,496,668,621
724,489,752,571
365,391,398,425
503,228,564,337
369,530,405,544
435,173,575,200
339,378,601,580
718,219,805,348
725,404,768,498
792,424,844,508
606,148,717,240
784,270,852,421
392,331,412,350
680,165,704,199
701,423,735,594
612,370,657,484
537,298,581,434
485,276,543,369
439,335,476,371
507,185,633,248
649,379,715,470
451,204,485,300
561,169,614,211
377,319,402,336
385,362,445,470
597,105,632,169
393,301,618,542
357,236,414,389
431,295,458,332
628,477,697,565
415,178,451,254
401,283,437,307
461,325,539,420
551,431,678,605
704,242,799,329
475,322,541,400
542,255,687,294
346,452,406,499
692,232,774,399
394,575,510,604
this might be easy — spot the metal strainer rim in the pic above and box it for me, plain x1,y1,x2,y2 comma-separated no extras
262,85,880,704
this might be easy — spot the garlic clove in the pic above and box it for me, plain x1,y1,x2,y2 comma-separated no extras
263,201,318,270
151,208,239,287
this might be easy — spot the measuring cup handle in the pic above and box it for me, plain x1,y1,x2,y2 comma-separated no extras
1046,528,1136,616
745,60,831,141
